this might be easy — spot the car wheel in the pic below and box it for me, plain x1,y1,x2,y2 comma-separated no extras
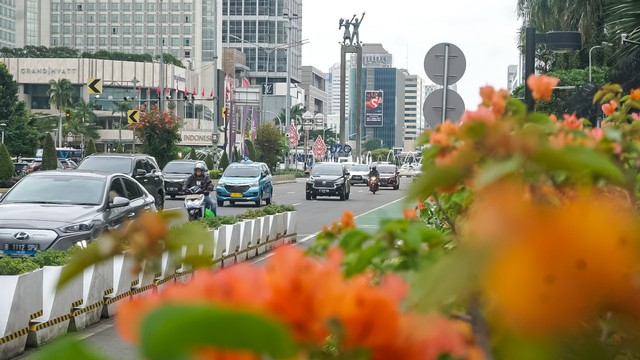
217,200,224,207
155,191,164,210
306,193,311,200
230,201,236,205
255,192,262,207
265,195,272,205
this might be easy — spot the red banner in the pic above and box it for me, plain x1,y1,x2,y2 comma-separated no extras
289,123,299,148
312,136,327,159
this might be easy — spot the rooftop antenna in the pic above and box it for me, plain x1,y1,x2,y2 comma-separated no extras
406,44,409,70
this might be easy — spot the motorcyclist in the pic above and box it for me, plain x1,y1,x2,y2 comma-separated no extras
183,163,216,216
368,165,380,179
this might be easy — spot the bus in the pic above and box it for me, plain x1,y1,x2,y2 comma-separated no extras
35,147,84,163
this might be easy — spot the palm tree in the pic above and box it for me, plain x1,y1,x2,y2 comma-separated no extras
607,0,640,90
276,104,306,128
47,78,74,147
71,98,99,145
112,100,132,145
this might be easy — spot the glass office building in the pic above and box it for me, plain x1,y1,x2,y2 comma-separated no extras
221,0,302,84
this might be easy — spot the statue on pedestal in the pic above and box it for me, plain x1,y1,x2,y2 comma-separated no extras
339,12,365,46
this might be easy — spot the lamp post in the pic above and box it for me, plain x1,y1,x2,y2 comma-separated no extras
589,42,612,82
158,0,164,112
524,28,582,111
0,123,6,144
302,111,313,169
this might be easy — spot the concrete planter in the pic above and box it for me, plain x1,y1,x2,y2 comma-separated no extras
27,266,82,347
284,211,297,243
73,260,113,331
219,223,241,267
257,217,270,255
103,253,136,317
0,269,43,360
241,219,256,260
249,219,261,258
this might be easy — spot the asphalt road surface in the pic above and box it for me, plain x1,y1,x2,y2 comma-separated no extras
16,178,410,360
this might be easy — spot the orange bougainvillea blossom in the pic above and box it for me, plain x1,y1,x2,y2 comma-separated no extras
630,88,640,101
466,182,640,335
527,74,560,102
602,100,618,116
116,245,473,359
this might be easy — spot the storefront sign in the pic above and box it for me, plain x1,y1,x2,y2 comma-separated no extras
20,67,78,76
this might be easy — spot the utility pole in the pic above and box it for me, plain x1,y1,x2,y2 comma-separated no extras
159,0,164,112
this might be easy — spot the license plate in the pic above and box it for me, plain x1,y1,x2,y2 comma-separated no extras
230,193,243,198
169,187,178,191
4,244,39,252
319,189,330,193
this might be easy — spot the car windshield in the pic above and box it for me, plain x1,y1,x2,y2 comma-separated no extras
78,157,132,173
378,166,396,174
224,166,260,178
351,165,369,172
164,162,198,174
2,176,106,205
312,165,343,176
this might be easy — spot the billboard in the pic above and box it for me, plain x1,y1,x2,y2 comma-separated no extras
365,90,384,127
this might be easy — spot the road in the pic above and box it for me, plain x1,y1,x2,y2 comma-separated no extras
15,178,410,359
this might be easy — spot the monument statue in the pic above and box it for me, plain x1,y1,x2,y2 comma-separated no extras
339,12,365,46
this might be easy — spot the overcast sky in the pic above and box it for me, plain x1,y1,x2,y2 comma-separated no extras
301,0,522,108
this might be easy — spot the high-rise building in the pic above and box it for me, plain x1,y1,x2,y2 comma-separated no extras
300,65,327,115
507,64,519,93
221,0,302,84
327,62,350,117
5,0,222,96
403,72,427,151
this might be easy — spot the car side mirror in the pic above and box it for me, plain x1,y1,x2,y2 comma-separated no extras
135,169,147,177
109,196,130,208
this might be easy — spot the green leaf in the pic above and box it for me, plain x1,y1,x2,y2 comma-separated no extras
506,98,527,117
604,127,622,142
531,146,625,184
32,337,108,360
407,165,466,201
474,156,524,189
140,305,297,360
344,242,387,277
338,229,372,252
58,241,114,289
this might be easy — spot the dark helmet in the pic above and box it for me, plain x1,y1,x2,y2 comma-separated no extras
371,165,377,170
194,163,206,173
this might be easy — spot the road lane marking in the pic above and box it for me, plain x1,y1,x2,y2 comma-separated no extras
292,203,301,206
287,192,296,194
251,196,406,264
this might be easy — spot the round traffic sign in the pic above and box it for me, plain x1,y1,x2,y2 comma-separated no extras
423,89,466,128
424,43,466,86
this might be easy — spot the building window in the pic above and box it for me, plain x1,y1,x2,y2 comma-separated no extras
123,26,131,35
183,26,191,35
134,3,143,11
111,37,118,46
184,50,191,58
123,14,132,23
123,37,131,46
245,0,257,15
146,26,155,35
122,3,131,11
112,27,118,35
184,38,190,46
110,3,119,11
52,3,60,11
99,3,108,10
134,37,143,46
51,26,60,35
146,38,154,46
98,14,107,23
172,3,180,11
87,26,95,35
63,26,71,34
87,38,95,46
244,21,256,42
75,26,84,34
111,14,119,22
76,4,82,11
134,14,143,22
63,2,72,11
146,14,155,23
51,14,60,23
171,38,180,46
63,37,71,46
99,26,107,35
75,37,83,46
185,16,191,23
172,26,180,35
75,14,84,22
87,3,95,11
63,14,71,22
135,26,143,35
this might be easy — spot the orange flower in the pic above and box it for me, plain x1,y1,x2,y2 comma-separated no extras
429,132,451,147
527,74,559,101
340,211,355,229
490,89,510,117
561,113,583,130
438,120,459,137
460,107,496,125
403,208,418,220
587,127,604,141
479,86,496,105
417,198,426,210
602,100,618,116
630,88,640,101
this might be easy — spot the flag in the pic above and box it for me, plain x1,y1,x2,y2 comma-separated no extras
156,86,161,95
289,123,299,148
147,87,151,95
137,83,141,92
241,77,250,88
209,89,214,98
192,87,197,96
165,87,170,95
201,88,205,97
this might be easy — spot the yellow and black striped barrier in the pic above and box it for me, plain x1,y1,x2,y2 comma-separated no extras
30,310,43,320
72,300,104,316
29,313,72,332
0,328,28,345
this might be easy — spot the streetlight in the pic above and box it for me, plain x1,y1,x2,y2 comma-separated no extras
0,123,6,144
302,111,314,169
524,28,582,110
589,42,612,82
314,112,326,141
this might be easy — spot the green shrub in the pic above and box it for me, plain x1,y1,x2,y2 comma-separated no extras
0,257,39,275
84,138,97,156
219,151,229,171
32,250,73,267
0,143,14,182
194,205,296,229
204,154,214,170
189,147,197,160
209,170,222,179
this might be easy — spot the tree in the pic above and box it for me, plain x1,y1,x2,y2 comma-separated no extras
255,124,286,171
363,138,384,152
41,134,58,170
47,78,74,145
219,151,230,171
371,148,392,162
85,138,97,156
204,154,214,169
245,139,257,161
67,98,101,141
189,148,197,160
112,100,133,143
132,106,181,168
275,104,306,129
0,143,14,181
0,63,38,157
115,142,125,153
233,146,241,163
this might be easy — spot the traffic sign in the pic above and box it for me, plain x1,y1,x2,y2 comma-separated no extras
87,78,103,94
423,89,465,128
127,110,140,124
424,43,466,86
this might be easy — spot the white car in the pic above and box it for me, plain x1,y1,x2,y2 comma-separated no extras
349,164,370,185
399,163,418,177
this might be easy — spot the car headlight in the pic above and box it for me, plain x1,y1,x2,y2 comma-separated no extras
217,181,226,187
250,181,259,187
307,176,314,183
60,222,95,233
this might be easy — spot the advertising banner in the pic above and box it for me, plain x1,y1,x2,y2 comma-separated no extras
365,90,383,127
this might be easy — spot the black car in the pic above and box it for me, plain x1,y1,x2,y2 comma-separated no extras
377,164,400,190
77,154,165,209
0,171,156,256
305,163,351,201
163,160,208,199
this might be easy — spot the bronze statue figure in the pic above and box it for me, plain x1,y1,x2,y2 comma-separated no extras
339,12,365,46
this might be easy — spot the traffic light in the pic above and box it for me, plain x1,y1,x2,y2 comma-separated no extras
65,110,71,120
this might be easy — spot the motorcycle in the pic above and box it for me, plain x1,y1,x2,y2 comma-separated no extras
184,186,211,221
368,176,379,194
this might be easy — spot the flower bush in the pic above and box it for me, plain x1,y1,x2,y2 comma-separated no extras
44,77,640,360
130,104,182,168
